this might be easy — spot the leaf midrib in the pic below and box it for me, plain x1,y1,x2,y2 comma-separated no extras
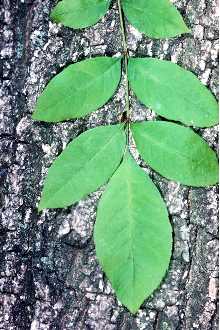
126,175,135,303
41,59,120,112
135,127,211,175
136,64,209,111
136,128,193,163
46,129,123,205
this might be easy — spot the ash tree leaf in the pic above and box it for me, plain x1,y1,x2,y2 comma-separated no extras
132,121,219,187
38,124,126,210
32,57,121,122
128,58,218,128
50,0,110,29
121,0,190,39
94,152,172,314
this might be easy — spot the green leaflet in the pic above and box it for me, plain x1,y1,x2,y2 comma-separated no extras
132,121,219,187
94,152,172,314
38,124,126,210
50,0,110,29
128,58,218,128
33,0,218,315
32,57,121,122
122,0,190,38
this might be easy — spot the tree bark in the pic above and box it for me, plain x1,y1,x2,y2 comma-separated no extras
0,0,218,329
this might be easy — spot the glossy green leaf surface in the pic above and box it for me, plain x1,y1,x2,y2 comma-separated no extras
50,0,110,29
132,121,219,187
128,58,218,128
122,0,189,38
38,124,126,210
32,57,121,122
94,152,172,314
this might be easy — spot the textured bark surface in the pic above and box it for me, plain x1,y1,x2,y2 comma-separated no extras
0,0,219,329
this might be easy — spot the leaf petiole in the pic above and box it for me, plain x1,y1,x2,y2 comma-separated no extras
117,0,131,145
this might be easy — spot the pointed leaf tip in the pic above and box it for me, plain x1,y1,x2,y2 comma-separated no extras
32,57,121,123
32,56,121,122
38,124,126,209
132,121,219,187
95,152,172,312
128,58,218,128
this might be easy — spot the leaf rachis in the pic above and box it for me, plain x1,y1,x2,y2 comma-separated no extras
32,0,218,315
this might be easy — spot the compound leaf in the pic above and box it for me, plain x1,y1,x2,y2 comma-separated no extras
94,152,172,314
132,121,219,187
39,124,126,210
50,0,110,29
122,0,189,38
128,58,218,128
32,57,121,122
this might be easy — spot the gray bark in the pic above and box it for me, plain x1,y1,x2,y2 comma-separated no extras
0,0,218,329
